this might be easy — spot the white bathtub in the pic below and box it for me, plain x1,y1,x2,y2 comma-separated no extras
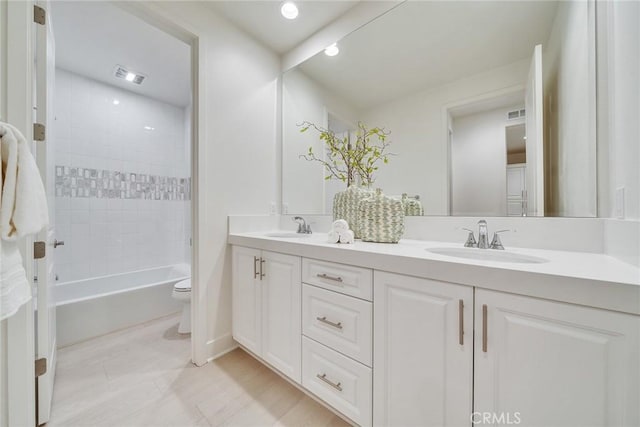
56,264,190,347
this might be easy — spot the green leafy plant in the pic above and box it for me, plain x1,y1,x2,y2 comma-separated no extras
298,121,392,187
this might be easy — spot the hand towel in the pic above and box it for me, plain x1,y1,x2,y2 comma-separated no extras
327,230,340,244
337,229,355,244
332,219,349,232
0,122,49,240
0,122,49,321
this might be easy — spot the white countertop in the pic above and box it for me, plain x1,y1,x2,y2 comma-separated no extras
229,231,640,316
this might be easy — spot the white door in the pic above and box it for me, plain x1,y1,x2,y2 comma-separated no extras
33,1,57,423
474,289,640,427
525,44,544,216
373,272,473,427
506,164,526,216
232,246,262,355
261,251,301,383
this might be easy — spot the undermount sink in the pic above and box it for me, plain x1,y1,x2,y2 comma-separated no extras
427,247,548,264
263,232,311,238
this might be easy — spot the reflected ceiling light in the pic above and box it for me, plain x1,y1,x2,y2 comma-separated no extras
281,2,298,19
523,136,527,140
113,99,120,105
144,126,155,131
114,65,146,85
324,43,339,57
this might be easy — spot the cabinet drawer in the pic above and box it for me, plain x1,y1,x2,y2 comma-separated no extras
302,284,372,366
302,337,372,426
302,258,373,301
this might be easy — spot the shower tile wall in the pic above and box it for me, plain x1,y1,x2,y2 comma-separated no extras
54,69,191,282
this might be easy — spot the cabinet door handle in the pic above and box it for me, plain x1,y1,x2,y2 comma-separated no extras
253,256,260,279
458,299,464,346
316,273,343,283
482,304,488,353
316,316,343,330
260,258,266,280
316,373,342,391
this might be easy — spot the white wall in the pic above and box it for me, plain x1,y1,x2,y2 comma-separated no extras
543,0,596,217
127,1,281,363
361,59,529,214
606,0,639,220
451,106,524,216
282,68,360,214
53,69,190,282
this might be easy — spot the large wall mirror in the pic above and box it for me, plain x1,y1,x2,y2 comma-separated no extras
282,0,597,217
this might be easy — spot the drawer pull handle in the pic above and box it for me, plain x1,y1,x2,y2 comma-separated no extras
260,258,266,280
317,373,342,391
458,299,464,346
316,316,343,330
482,304,488,353
253,256,260,279
317,273,343,283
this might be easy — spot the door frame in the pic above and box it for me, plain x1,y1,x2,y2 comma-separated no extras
443,85,525,217
114,2,205,366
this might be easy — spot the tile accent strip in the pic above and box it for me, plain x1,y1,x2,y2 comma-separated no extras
55,165,191,201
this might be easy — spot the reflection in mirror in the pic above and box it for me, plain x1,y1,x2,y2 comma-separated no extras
282,0,597,217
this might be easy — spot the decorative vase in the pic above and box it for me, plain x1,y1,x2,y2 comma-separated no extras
359,188,405,243
402,193,424,216
333,185,374,239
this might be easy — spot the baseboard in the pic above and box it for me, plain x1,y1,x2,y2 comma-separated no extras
205,332,236,362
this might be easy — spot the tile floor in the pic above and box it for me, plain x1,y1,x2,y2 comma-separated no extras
47,314,349,427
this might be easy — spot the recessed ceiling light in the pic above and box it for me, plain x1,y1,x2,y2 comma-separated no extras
125,72,136,82
113,99,120,105
144,126,155,131
523,136,527,140
324,43,339,57
281,2,298,19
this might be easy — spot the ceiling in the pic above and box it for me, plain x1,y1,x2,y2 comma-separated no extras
297,1,559,110
206,1,361,54
52,1,191,107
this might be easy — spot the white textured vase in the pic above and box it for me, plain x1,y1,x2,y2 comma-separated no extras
332,185,374,239
359,188,405,243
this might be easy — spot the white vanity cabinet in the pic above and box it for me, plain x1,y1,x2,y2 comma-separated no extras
231,246,302,383
474,289,640,427
373,271,474,427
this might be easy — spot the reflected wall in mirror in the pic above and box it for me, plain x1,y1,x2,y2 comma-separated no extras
282,0,597,217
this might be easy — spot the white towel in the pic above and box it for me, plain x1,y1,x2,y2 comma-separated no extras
332,219,350,232
0,122,49,321
0,122,49,240
327,230,340,244
337,229,354,244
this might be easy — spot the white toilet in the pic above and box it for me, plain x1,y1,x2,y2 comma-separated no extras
172,279,191,334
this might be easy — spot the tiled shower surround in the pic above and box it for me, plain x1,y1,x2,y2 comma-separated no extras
54,69,191,282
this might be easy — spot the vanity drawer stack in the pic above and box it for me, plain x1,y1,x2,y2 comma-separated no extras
301,258,373,426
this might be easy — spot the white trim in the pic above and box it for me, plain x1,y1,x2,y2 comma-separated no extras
206,333,237,362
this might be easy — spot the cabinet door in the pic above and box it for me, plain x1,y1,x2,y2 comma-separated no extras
261,251,302,383
232,246,262,355
374,272,473,427
475,289,640,427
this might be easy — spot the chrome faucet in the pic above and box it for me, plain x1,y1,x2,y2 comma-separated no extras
293,216,312,234
477,220,489,249
462,220,508,250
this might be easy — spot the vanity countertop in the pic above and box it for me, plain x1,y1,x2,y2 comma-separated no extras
229,231,640,316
